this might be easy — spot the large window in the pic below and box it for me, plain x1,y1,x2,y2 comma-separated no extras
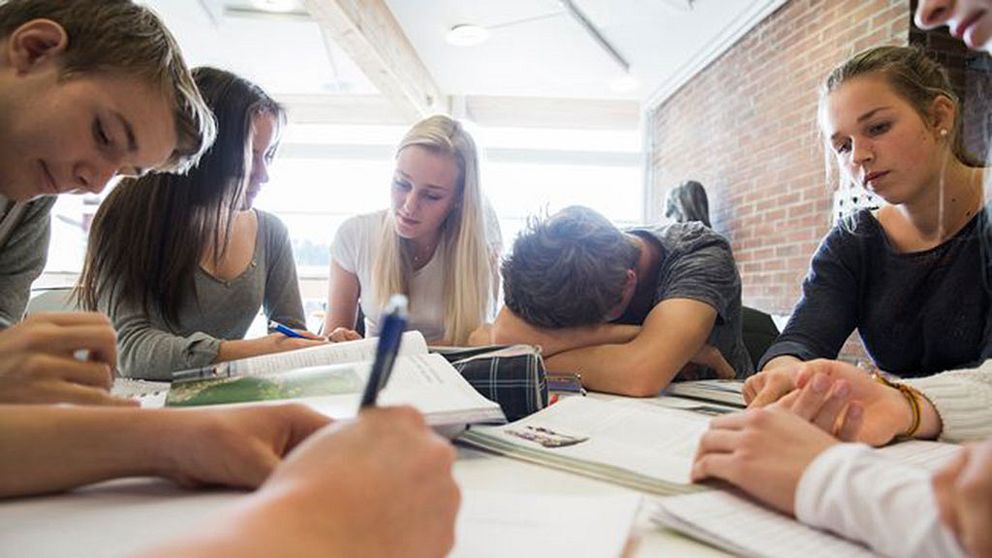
42,123,645,291
253,123,645,280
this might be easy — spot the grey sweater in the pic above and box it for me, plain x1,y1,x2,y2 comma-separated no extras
0,195,56,323
104,211,307,380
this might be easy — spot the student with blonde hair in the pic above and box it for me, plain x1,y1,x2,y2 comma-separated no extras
325,114,500,345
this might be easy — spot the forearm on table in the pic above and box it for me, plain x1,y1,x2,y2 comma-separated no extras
547,340,683,397
494,318,640,357
796,444,964,558
0,407,169,498
217,338,268,363
118,328,220,380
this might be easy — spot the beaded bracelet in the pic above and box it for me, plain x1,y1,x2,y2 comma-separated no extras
870,371,922,438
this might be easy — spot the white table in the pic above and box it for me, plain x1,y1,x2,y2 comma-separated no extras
0,445,730,557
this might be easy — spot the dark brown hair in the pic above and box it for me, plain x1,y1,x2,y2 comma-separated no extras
76,67,284,326
502,205,639,328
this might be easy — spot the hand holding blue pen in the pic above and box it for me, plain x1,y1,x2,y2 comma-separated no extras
269,320,305,339
359,294,408,408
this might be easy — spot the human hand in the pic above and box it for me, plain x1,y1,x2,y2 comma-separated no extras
467,324,494,346
293,329,327,341
153,404,330,489
781,360,919,446
327,327,361,343
244,406,459,557
743,356,804,407
933,440,992,558
692,406,839,514
0,312,135,406
688,344,736,379
258,332,327,353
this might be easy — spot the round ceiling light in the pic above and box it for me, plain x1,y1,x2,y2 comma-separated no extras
445,24,491,47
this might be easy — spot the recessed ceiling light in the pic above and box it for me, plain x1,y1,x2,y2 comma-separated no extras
610,74,640,93
251,0,298,13
445,24,490,47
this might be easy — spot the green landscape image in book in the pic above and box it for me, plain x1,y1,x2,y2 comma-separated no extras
166,365,364,407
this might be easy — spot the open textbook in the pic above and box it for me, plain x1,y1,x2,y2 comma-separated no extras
159,331,505,427
654,440,964,558
457,396,710,495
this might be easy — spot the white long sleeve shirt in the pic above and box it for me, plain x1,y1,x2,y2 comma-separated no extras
795,444,967,558
904,359,992,443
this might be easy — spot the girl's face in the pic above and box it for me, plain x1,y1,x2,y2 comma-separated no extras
822,76,949,206
391,145,460,242
242,112,279,210
916,0,992,53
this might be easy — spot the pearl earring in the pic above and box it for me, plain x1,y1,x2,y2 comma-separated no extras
940,128,949,137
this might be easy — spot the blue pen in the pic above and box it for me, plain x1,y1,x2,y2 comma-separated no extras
359,294,408,408
269,320,305,339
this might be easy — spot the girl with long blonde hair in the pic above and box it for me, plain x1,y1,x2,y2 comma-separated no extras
324,115,500,345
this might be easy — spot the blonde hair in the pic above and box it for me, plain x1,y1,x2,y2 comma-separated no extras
0,0,215,171
372,115,495,344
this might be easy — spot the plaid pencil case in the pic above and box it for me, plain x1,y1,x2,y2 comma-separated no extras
433,344,548,421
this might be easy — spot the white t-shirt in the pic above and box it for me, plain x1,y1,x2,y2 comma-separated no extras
331,208,501,342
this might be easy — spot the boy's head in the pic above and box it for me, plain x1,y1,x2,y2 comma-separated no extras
502,206,641,328
0,0,215,201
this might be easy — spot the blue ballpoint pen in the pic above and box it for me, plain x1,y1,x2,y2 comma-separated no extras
269,320,305,339
359,294,408,408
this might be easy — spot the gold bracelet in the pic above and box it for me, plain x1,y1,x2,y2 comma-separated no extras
870,372,921,438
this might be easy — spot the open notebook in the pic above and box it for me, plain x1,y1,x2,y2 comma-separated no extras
120,331,505,427
654,440,963,558
458,396,710,495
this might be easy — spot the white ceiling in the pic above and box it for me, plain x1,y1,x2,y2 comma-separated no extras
147,0,378,96
381,0,785,101
145,0,785,123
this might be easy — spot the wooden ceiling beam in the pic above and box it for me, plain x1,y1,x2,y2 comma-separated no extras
304,0,446,122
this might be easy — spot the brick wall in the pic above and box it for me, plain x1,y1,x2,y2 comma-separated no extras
648,0,910,319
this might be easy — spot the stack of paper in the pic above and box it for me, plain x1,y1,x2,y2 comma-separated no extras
663,379,746,407
458,396,710,495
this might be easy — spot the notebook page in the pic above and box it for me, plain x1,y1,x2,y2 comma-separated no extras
453,490,641,558
466,397,709,484
226,330,428,376
655,491,878,558
111,379,169,408
254,353,504,424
